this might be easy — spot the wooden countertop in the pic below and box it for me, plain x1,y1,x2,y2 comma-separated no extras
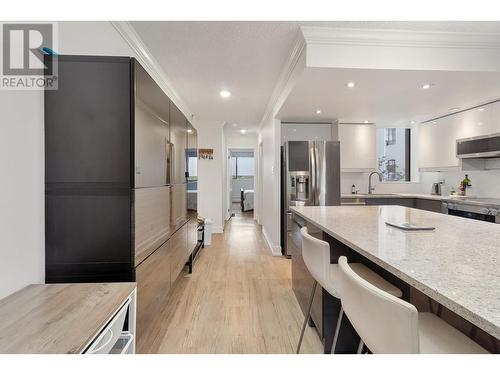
291,205,500,340
0,282,136,354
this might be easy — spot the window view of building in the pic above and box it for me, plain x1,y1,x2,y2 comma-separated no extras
376,128,411,181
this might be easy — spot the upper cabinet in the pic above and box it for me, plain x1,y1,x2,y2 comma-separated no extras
134,60,170,188
45,56,132,185
338,123,377,172
169,103,188,184
418,101,499,171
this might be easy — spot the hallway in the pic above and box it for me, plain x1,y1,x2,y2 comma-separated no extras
137,214,323,354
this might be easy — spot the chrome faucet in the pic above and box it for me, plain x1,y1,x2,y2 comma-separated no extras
368,171,382,194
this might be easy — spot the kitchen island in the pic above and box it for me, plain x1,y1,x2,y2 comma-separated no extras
290,205,500,353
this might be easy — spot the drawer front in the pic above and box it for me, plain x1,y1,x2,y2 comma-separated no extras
365,198,415,207
415,198,443,213
136,240,171,350
170,223,188,283
86,298,130,354
134,186,171,265
187,218,198,256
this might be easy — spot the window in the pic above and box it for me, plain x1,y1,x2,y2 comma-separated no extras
185,148,197,181
231,156,254,177
187,157,197,180
377,128,410,182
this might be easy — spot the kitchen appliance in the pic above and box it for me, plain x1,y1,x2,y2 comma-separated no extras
281,141,341,257
442,200,500,223
431,182,442,196
456,133,500,159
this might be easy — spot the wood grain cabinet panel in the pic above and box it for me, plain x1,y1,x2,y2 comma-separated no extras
134,186,172,265
169,223,188,283
136,240,171,349
187,217,198,256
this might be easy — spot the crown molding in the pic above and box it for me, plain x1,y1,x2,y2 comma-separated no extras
301,26,500,50
259,30,306,129
111,21,196,127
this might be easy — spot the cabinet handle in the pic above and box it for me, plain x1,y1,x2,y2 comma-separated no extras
89,328,114,354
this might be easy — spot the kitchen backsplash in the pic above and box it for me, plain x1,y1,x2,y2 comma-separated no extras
420,170,500,198
341,172,422,195
342,170,500,198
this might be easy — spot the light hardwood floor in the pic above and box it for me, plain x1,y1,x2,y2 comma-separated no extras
137,212,323,354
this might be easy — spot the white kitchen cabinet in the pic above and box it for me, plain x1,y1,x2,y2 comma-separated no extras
338,124,376,172
418,101,497,171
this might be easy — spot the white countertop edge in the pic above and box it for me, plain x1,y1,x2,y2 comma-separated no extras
290,206,499,340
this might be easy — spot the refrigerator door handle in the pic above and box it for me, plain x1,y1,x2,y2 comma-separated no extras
309,142,316,205
315,141,324,206
165,140,174,185
315,142,320,206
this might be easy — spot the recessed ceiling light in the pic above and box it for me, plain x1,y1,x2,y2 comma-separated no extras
421,83,433,90
449,107,460,111
187,129,193,134
240,129,246,135
316,109,322,114
293,128,297,132
364,120,369,124
432,121,437,125
478,107,485,112
220,90,231,98
346,82,355,88
410,120,416,124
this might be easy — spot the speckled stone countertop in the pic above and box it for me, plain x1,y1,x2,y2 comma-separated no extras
291,205,500,340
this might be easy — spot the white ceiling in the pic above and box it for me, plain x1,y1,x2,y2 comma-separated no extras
130,21,500,130
131,21,307,130
277,67,500,126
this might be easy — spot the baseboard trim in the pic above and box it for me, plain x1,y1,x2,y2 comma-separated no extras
262,227,282,257
212,225,224,234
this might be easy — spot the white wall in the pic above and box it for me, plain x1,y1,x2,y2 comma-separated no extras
197,121,225,233
0,21,137,299
225,132,257,149
0,91,45,299
259,117,281,255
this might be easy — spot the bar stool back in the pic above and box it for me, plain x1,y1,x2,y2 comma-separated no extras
297,227,402,354
337,256,488,354
338,256,419,353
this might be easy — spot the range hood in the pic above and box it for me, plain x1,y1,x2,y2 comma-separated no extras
456,133,500,159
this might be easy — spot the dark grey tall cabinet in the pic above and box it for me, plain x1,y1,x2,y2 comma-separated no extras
44,55,196,288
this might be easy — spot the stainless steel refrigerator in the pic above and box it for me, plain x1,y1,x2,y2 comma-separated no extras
281,141,341,257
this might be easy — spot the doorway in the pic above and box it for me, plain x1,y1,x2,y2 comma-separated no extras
229,149,255,217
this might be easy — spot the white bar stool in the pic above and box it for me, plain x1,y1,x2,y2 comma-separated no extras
337,256,488,354
296,227,402,354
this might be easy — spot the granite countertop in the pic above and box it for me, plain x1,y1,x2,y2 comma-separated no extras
291,205,500,340
0,282,136,353
341,193,500,208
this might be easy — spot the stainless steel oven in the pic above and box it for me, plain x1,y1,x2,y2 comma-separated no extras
442,201,500,224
